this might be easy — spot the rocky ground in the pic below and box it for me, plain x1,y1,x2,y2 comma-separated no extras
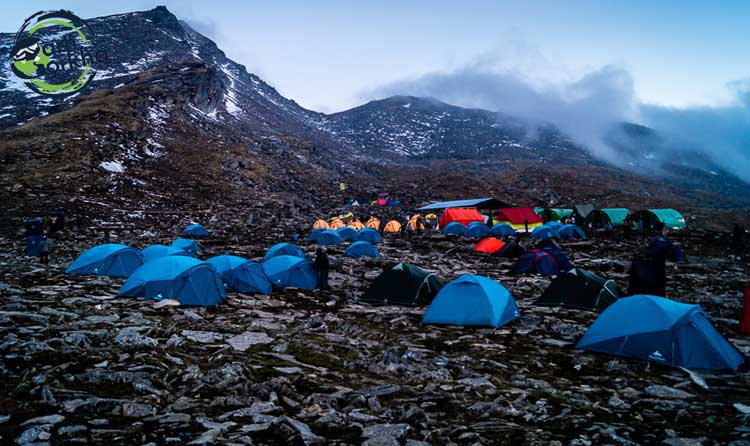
1,211,749,446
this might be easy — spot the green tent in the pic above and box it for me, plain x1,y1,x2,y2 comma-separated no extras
361,263,444,306
540,208,573,222
535,268,619,311
633,209,686,230
585,208,630,228
572,204,595,222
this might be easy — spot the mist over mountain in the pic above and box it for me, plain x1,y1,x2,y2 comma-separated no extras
369,54,750,183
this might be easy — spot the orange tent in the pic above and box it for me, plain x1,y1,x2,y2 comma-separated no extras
329,219,345,230
366,217,381,231
312,219,330,230
406,215,426,232
349,219,364,230
439,208,484,228
473,237,506,254
383,220,402,233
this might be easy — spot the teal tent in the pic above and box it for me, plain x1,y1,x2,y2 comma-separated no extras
142,244,194,263
66,244,144,278
577,295,745,371
206,255,272,294
119,256,226,306
585,208,630,228
183,223,209,236
263,255,318,290
422,275,520,328
171,238,201,255
633,209,687,230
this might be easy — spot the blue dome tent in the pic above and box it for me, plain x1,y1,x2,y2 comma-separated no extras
336,226,357,241
544,221,563,229
513,250,561,276
171,238,201,255
541,246,573,272
264,242,305,262
530,226,558,240
66,244,144,278
308,228,327,240
206,255,272,295
355,228,382,244
263,255,318,290
557,224,586,239
577,295,745,371
464,222,490,238
442,222,466,235
646,237,685,262
344,241,381,259
422,275,520,328
142,244,194,263
311,230,343,246
119,256,226,306
183,223,209,236
489,223,516,237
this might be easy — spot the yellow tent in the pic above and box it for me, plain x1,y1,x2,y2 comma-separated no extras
312,219,330,230
329,219,345,230
366,217,381,231
349,219,364,230
383,220,402,233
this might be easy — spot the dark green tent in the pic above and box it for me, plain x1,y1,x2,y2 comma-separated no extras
535,268,619,311
585,208,630,228
361,263,444,306
572,205,595,224
540,208,573,223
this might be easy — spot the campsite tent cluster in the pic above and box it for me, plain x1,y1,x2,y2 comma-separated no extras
340,198,688,240
66,224,334,306
359,261,744,371
65,215,743,373
534,206,687,230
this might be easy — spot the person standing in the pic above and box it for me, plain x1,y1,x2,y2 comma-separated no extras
39,233,49,265
314,248,330,290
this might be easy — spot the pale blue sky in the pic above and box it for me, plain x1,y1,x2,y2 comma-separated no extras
2,1,748,112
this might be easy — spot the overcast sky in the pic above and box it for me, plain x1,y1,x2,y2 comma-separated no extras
1,0,748,113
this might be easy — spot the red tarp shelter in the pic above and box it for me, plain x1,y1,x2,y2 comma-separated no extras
439,208,484,228
496,208,543,224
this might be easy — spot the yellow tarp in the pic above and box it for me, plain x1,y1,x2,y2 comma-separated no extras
497,221,543,232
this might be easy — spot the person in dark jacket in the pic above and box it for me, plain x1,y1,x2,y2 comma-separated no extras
628,255,666,297
314,248,330,290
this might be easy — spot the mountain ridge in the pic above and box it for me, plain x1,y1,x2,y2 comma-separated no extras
1,5,749,217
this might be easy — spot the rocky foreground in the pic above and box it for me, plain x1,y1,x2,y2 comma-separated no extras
1,217,749,445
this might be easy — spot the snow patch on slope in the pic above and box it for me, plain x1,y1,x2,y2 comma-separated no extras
220,63,242,117
100,160,125,173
